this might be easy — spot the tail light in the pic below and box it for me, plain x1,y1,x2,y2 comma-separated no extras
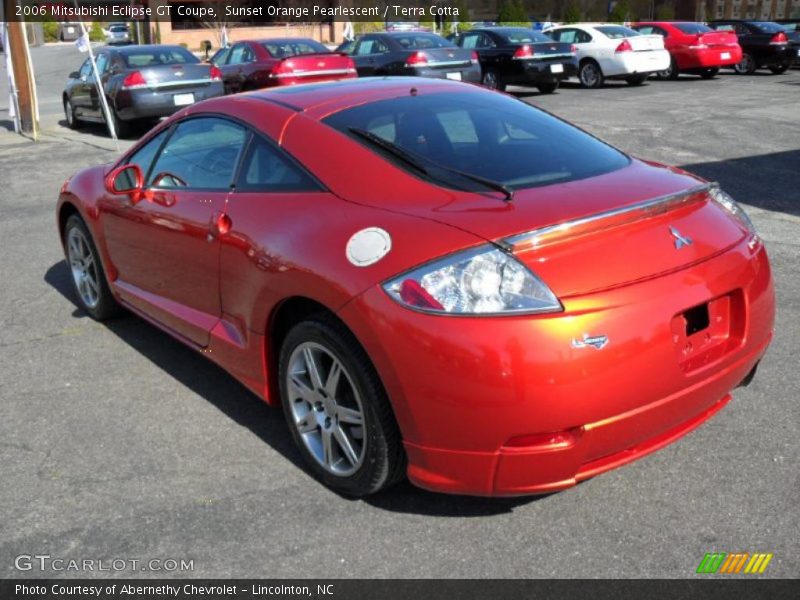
688,34,708,49
121,70,147,89
615,39,633,53
770,32,788,45
470,50,479,64
270,59,297,78
209,65,222,80
405,51,428,66
513,45,534,59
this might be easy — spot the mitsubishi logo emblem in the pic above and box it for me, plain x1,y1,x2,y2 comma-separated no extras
669,226,692,249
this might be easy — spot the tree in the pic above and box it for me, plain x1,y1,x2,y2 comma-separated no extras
498,0,529,26
563,4,583,22
609,0,633,22
655,1,676,20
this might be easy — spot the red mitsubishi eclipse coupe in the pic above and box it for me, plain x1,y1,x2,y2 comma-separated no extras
57,78,774,497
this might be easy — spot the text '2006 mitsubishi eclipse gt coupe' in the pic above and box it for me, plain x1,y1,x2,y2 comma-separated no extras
57,78,774,497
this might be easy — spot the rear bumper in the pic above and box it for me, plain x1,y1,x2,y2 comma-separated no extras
750,46,794,67
115,82,225,120
678,47,742,69
409,64,482,84
605,49,671,77
339,239,775,496
506,59,579,85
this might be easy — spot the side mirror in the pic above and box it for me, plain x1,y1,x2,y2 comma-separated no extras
69,71,80,79
104,164,143,202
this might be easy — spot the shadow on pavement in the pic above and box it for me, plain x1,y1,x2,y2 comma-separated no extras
44,259,540,516
680,149,800,218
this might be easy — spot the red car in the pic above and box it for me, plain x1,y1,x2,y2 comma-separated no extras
210,38,356,94
57,78,774,497
632,21,742,79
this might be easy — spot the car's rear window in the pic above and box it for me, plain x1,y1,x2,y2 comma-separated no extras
263,40,329,57
595,26,640,39
110,26,127,32
323,92,630,191
123,48,198,67
392,34,454,49
674,23,712,34
498,28,552,43
754,22,789,33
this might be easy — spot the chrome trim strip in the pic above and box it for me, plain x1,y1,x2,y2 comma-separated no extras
502,182,714,252
513,53,575,60
270,68,357,78
123,78,214,90
424,60,472,67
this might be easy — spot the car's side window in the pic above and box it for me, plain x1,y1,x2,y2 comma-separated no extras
212,47,231,66
576,30,593,43
227,44,253,65
635,26,654,35
554,29,575,44
95,53,109,75
478,34,496,48
460,33,480,48
236,135,320,193
355,38,388,55
148,118,247,190
125,129,170,182
78,59,92,79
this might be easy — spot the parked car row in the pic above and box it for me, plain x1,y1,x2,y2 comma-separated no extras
61,19,798,138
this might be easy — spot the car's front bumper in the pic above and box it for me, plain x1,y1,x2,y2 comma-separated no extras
339,238,774,496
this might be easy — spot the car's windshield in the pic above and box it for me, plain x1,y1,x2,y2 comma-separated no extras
392,34,454,49
499,28,552,43
323,92,630,191
123,48,198,67
110,26,127,32
595,26,640,39
675,23,712,34
263,40,329,57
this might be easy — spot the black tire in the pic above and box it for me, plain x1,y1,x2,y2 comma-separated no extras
278,318,406,497
769,63,790,74
658,56,679,80
63,215,122,321
481,69,505,91
700,67,720,79
625,74,648,86
578,59,604,88
63,97,81,129
536,81,559,94
734,53,757,75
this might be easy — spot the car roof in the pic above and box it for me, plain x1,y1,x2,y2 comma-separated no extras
240,38,320,45
241,77,481,115
113,44,189,54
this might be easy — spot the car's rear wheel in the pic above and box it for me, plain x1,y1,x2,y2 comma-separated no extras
700,67,720,79
63,215,121,321
769,63,790,74
734,53,757,74
578,60,604,88
536,81,559,94
625,74,648,86
481,69,505,91
63,97,80,129
278,318,405,497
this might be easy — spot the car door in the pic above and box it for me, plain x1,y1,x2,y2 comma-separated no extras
100,117,248,346
351,36,390,76
88,52,111,119
69,58,94,117
221,43,256,93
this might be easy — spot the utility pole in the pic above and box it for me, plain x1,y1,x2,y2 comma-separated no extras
4,10,40,138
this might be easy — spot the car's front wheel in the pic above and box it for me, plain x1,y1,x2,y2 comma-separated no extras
63,97,80,130
481,69,505,91
578,60,604,88
278,318,405,497
63,215,121,321
734,53,757,74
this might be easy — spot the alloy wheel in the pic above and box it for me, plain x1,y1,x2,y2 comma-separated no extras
580,63,600,88
482,71,499,90
67,227,100,309
286,342,366,477
64,100,74,126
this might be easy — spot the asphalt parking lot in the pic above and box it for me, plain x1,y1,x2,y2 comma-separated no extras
1,45,798,579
